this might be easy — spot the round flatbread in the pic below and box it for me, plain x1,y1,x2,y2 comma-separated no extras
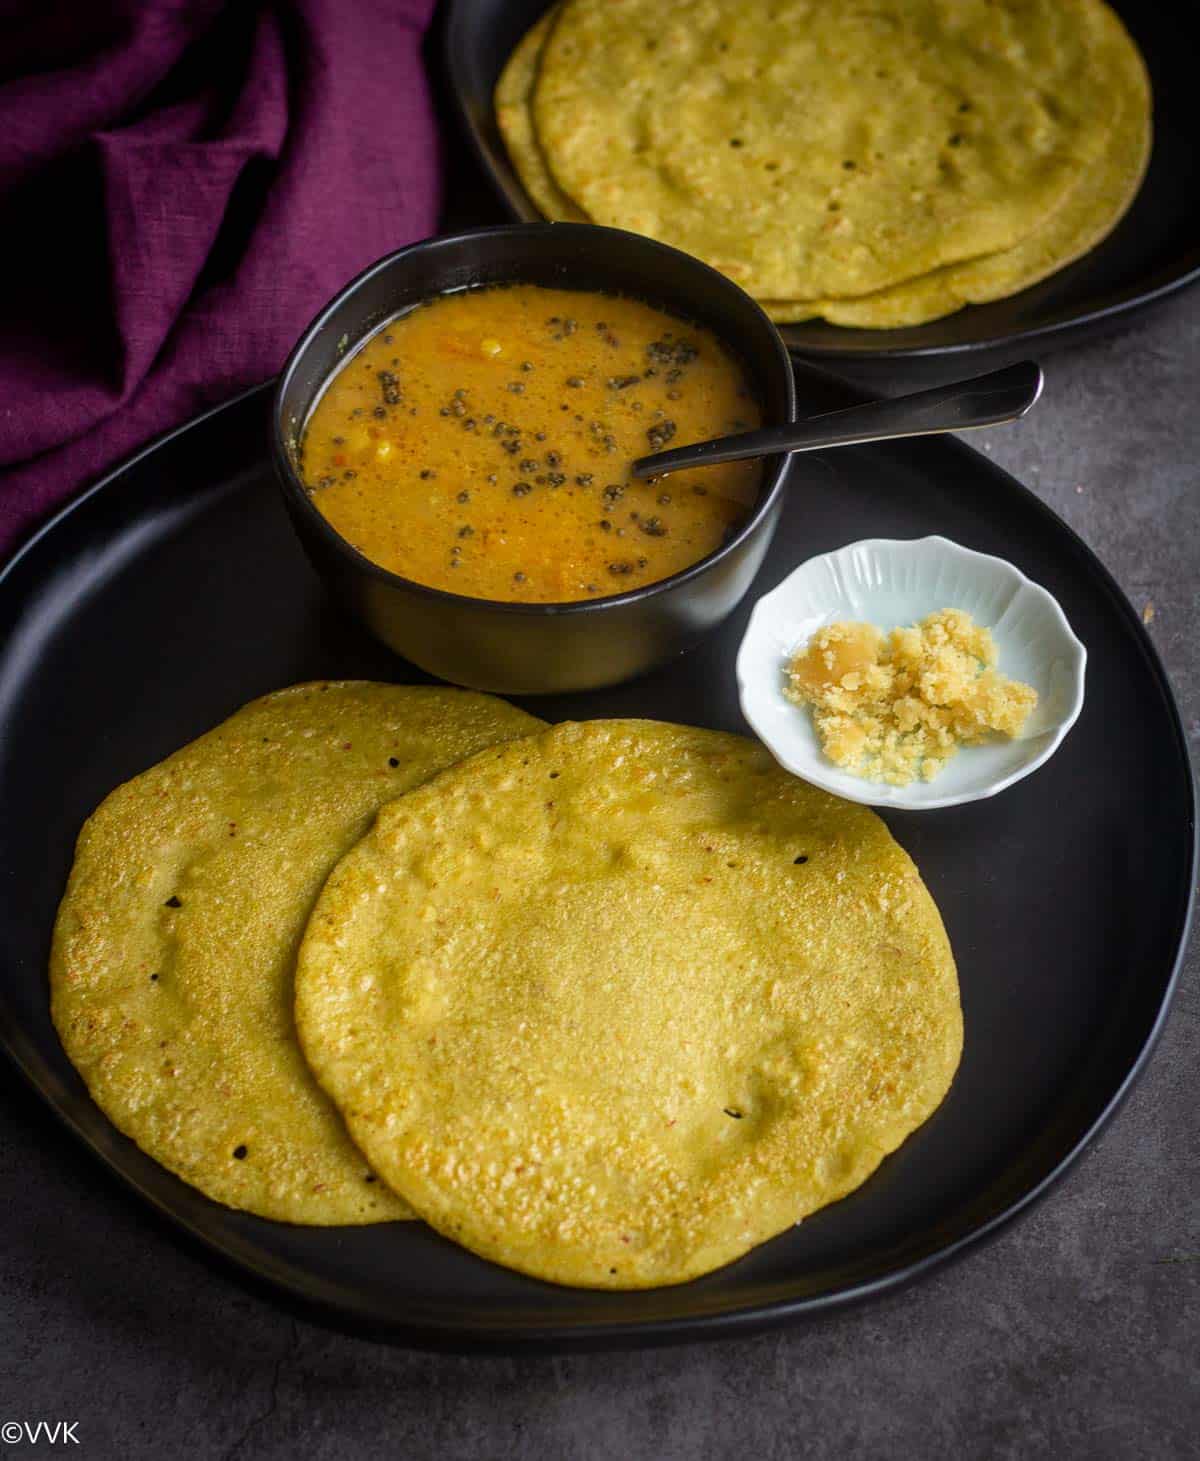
531,0,1119,301
296,720,962,1286
499,1,1149,328
51,682,544,1225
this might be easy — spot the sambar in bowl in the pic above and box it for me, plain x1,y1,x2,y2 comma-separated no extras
273,224,795,695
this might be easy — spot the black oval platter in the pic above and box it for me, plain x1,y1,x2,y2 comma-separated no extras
0,367,1192,1351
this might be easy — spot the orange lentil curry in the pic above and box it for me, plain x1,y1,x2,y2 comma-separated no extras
300,285,763,602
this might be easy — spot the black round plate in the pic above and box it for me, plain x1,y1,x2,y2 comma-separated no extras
0,373,1192,1351
443,0,1200,361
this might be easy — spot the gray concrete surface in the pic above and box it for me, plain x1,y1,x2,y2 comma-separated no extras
2,287,1196,1461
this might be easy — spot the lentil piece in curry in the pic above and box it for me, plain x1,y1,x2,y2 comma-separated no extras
300,285,763,602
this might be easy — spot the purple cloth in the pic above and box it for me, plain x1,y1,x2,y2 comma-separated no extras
0,0,441,557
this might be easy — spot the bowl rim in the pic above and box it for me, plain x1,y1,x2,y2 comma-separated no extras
735,533,1089,811
271,222,796,618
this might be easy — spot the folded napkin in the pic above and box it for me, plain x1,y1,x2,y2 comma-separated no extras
0,0,441,558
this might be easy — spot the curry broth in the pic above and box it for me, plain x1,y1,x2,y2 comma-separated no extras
300,285,763,603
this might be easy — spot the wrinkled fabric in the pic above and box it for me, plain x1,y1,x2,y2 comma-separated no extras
0,0,442,556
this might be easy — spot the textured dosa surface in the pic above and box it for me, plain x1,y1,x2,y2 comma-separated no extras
296,720,962,1286
51,683,543,1225
499,1,1149,327
763,1,1151,324
531,0,1118,301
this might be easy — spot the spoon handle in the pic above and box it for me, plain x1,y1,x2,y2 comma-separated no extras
630,360,1044,479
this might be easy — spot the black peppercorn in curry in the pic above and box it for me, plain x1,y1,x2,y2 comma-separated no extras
299,285,762,602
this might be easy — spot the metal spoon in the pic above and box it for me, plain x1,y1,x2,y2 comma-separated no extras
630,360,1043,480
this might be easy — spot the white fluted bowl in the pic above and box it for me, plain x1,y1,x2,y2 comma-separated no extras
736,536,1087,810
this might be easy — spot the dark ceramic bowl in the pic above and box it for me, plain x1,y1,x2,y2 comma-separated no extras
272,223,795,695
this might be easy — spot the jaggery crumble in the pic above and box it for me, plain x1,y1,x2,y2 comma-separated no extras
784,608,1037,785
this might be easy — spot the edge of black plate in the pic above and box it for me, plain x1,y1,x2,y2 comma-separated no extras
0,378,1194,1352
440,0,1200,362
